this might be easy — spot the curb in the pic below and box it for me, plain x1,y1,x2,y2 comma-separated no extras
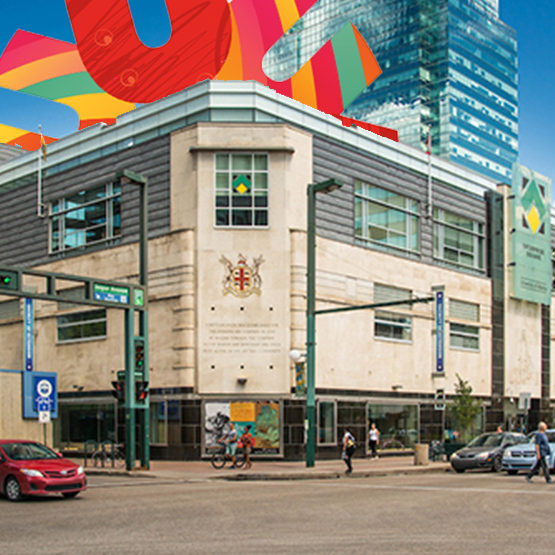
85,463,450,482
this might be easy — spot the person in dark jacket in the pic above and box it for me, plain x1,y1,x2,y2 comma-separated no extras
342,428,356,474
526,422,552,483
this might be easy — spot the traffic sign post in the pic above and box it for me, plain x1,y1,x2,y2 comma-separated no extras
8,169,150,471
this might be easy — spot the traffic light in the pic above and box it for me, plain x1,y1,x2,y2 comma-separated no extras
434,388,446,411
134,338,145,373
0,270,18,291
111,380,125,403
135,381,149,406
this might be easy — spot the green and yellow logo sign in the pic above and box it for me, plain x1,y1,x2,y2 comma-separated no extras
520,176,548,235
510,164,552,305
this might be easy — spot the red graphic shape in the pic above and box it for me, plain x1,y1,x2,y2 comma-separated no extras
65,0,232,103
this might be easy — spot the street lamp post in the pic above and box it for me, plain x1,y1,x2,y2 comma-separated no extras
306,178,343,467
115,170,149,470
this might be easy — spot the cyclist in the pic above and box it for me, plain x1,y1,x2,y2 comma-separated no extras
218,422,238,468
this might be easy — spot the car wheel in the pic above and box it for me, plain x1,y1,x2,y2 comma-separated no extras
492,456,503,473
454,468,465,474
62,492,79,499
5,476,22,502
507,470,518,476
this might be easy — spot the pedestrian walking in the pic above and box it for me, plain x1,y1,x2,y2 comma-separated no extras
368,423,380,459
240,425,254,470
526,421,552,484
218,422,238,468
342,428,356,474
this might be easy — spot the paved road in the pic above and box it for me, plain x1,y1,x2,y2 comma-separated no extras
2,472,554,554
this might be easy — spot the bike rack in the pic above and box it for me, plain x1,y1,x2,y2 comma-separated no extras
100,439,116,468
84,440,98,468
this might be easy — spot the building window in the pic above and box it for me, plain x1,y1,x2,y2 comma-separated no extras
50,183,121,253
374,310,412,342
449,299,479,351
318,401,336,445
215,153,269,227
354,180,419,252
57,309,107,343
433,208,484,270
150,401,168,445
450,323,480,351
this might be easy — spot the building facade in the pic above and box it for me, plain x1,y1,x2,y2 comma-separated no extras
263,0,518,184
0,81,549,460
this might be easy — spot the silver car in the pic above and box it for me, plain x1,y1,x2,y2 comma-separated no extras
502,430,555,475
450,432,524,473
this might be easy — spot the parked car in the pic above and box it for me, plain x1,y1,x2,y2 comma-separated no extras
450,432,525,473
0,440,87,501
502,430,555,475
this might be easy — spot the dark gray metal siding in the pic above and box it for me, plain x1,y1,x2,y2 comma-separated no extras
0,145,24,164
0,135,170,267
313,134,487,267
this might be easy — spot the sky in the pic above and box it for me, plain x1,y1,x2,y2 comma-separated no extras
0,0,554,186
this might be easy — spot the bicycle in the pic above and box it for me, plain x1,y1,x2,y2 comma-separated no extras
210,444,245,470
91,442,126,469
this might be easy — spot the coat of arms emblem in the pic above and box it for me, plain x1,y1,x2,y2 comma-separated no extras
220,254,264,297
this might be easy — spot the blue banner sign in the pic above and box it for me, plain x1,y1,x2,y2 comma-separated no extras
24,298,33,371
22,371,58,419
435,289,444,373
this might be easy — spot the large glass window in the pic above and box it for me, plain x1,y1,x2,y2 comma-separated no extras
433,208,484,270
355,180,419,252
450,323,480,351
57,309,107,343
150,401,168,445
449,299,480,351
318,401,336,445
374,310,412,342
215,153,269,227
56,403,116,448
50,183,121,253
367,404,418,450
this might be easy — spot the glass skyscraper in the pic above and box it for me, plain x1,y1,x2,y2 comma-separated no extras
263,0,517,184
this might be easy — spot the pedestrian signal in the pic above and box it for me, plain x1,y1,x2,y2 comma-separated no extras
135,381,149,406
111,380,125,403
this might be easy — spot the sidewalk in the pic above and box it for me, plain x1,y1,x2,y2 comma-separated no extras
82,456,451,482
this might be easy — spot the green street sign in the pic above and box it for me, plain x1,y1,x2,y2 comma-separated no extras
93,283,130,305
134,288,145,307
117,370,144,381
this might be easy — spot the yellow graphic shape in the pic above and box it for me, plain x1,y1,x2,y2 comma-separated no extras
236,183,248,194
527,205,541,234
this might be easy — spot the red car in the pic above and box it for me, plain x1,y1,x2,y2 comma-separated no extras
0,440,87,501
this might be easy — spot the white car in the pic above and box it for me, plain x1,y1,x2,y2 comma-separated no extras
502,431,555,475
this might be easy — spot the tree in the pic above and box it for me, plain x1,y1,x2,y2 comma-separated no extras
450,373,483,442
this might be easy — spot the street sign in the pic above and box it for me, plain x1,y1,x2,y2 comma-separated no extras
24,298,34,371
434,287,445,373
518,392,531,411
38,411,51,424
134,288,145,307
117,371,144,381
22,371,58,419
93,283,130,305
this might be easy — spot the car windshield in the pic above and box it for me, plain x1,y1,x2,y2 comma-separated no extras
467,434,503,448
2,442,58,460
522,432,555,444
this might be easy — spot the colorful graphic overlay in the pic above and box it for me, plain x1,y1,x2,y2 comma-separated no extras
0,30,134,151
0,0,398,152
217,0,382,120
65,0,232,103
